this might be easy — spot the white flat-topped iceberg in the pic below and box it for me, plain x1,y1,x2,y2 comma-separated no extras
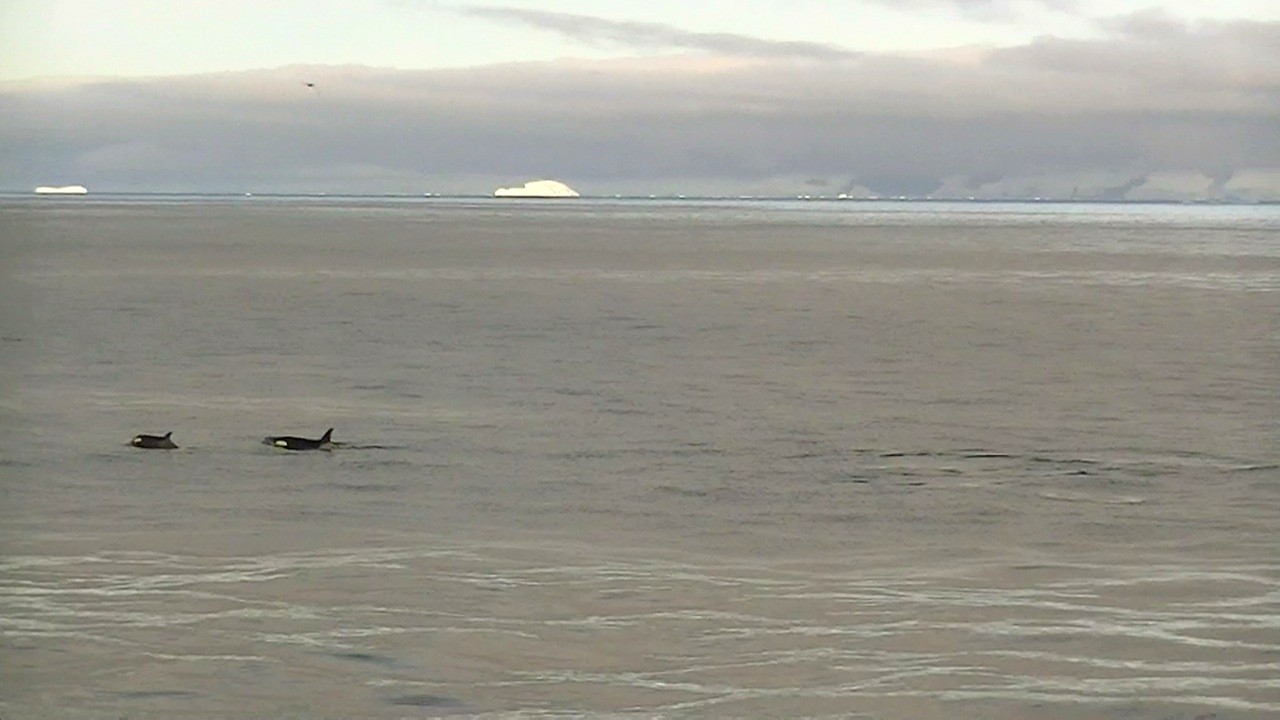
494,179,579,198
35,185,88,194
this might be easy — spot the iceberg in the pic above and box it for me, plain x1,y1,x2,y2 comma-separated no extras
35,185,88,194
493,179,579,198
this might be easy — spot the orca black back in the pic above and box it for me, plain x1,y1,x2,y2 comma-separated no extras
131,431,178,449
264,428,334,451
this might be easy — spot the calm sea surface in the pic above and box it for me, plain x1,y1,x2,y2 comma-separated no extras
1,198,1277,718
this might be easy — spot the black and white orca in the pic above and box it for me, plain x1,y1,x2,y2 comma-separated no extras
263,428,334,451
131,431,178,449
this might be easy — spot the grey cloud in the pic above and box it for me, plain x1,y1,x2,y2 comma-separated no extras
1095,174,1149,201
963,170,1007,191
455,6,859,61
1205,166,1235,197
854,173,946,198
1,15,1276,199
988,13,1280,101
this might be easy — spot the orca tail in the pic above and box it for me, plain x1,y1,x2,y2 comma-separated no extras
320,428,333,443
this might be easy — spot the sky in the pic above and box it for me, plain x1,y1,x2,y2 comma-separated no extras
1,0,1278,198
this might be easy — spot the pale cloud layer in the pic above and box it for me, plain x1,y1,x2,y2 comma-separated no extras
1,10,1276,199
455,7,861,61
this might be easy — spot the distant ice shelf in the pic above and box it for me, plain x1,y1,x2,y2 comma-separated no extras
493,180,579,198
34,185,88,194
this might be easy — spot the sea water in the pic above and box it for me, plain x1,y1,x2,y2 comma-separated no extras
1,198,1277,718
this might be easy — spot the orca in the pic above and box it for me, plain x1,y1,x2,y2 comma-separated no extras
131,431,178,449
264,428,333,451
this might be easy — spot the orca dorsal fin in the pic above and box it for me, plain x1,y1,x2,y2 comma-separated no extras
320,428,333,443
163,431,172,439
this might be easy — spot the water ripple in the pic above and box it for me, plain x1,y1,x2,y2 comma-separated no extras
2,542,1276,717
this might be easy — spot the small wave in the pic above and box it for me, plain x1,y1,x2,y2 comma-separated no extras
1038,491,1146,505
387,693,467,710
655,485,709,498
116,690,200,700
1227,463,1280,473
331,650,399,668
323,482,398,493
